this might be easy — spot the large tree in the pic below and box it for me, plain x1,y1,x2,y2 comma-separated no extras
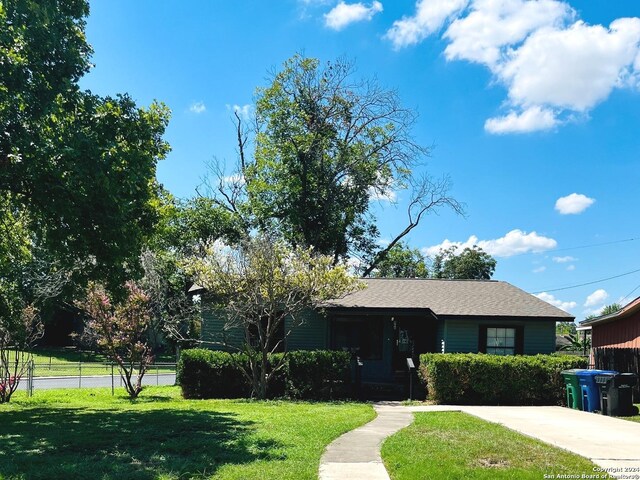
211,55,462,271
186,234,361,399
1,0,170,290
371,242,429,278
431,246,497,280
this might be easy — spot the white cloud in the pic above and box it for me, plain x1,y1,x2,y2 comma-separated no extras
485,106,559,134
534,292,577,312
552,256,576,263
423,229,557,258
387,0,640,133
533,266,546,273
443,0,571,67
223,174,246,185
584,288,608,307
566,264,576,271
189,102,206,114
555,193,595,214
500,19,640,113
226,104,253,122
385,0,469,49
324,1,383,30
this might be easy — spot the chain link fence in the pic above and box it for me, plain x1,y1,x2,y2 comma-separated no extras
17,362,177,395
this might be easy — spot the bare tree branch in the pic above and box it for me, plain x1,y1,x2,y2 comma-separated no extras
362,175,465,277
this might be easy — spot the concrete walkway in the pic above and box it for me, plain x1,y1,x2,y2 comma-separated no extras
319,403,640,480
409,405,640,478
319,402,413,480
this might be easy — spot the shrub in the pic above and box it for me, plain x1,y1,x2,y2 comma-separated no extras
418,353,587,405
282,350,351,400
178,349,352,400
177,349,251,399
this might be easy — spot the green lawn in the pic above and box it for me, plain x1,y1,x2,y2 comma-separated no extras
382,412,599,480
0,386,375,479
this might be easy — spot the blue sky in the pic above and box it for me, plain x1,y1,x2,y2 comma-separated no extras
82,0,640,321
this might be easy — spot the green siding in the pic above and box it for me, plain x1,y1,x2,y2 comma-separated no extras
200,305,329,351
523,320,556,354
285,309,329,350
200,305,244,350
443,317,556,354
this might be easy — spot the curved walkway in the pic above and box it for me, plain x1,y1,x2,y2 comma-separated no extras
319,403,640,480
318,402,413,480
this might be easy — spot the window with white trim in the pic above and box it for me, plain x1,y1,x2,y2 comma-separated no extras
486,327,515,355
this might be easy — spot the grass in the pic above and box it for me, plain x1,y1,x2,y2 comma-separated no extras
382,412,599,480
0,386,374,480
619,404,640,422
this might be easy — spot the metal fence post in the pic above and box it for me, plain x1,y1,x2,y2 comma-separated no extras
111,363,115,396
28,360,34,397
78,362,82,388
156,364,159,385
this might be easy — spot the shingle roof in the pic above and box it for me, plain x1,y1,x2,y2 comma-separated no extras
325,278,573,319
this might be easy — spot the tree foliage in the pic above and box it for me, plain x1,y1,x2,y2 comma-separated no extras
1,0,170,291
371,242,429,278
558,333,591,353
185,234,362,399
139,249,200,352
211,54,462,271
600,303,622,316
76,282,154,398
150,191,245,258
432,246,496,280
556,321,577,336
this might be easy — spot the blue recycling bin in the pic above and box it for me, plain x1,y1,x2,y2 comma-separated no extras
576,370,618,412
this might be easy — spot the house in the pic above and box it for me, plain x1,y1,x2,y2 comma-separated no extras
579,296,640,349
579,297,640,399
200,278,573,384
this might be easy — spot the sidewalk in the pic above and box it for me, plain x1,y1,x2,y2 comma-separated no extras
318,402,413,480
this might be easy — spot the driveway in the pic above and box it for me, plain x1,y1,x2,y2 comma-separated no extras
410,405,640,478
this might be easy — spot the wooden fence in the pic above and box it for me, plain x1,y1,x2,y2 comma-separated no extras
593,348,640,401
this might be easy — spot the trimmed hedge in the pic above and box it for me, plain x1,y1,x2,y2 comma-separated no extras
178,349,351,400
177,349,251,399
418,353,588,405
282,350,351,400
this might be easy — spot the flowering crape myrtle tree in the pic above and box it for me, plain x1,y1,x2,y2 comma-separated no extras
187,234,362,399
77,282,153,398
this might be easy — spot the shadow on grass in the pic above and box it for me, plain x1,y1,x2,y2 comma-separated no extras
0,406,283,480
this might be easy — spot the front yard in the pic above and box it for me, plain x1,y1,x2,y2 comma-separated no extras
0,386,374,480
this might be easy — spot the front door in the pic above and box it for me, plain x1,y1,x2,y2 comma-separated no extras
393,319,415,372
392,316,438,372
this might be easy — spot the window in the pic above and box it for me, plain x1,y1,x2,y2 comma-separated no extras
479,325,523,355
331,318,384,360
486,327,515,355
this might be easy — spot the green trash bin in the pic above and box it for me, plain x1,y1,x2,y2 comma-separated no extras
561,369,584,410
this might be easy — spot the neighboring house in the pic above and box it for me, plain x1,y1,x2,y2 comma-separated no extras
200,278,573,383
579,296,640,349
556,334,573,350
579,297,640,399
